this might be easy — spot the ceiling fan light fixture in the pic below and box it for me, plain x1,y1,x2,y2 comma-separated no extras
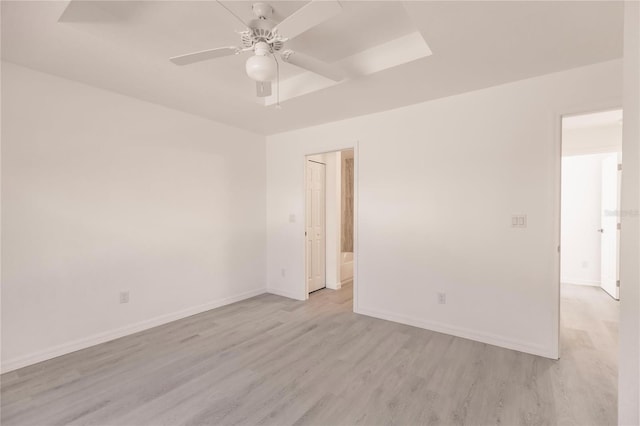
245,43,276,82
245,54,276,82
171,1,345,97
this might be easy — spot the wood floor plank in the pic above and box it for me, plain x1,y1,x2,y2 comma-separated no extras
1,283,618,425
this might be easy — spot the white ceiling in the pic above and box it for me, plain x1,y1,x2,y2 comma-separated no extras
1,1,624,135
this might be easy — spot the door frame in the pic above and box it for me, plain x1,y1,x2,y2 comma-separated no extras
302,144,359,312
555,103,622,359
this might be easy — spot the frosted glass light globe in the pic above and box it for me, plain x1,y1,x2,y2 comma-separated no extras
245,54,276,82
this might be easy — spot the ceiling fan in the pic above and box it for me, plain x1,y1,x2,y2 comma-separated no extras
170,1,345,101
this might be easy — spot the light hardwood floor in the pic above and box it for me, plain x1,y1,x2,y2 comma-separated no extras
1,282,618,426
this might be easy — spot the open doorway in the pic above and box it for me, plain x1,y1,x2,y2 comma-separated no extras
561,109,622,299
558,108,621,413
305,149,355,303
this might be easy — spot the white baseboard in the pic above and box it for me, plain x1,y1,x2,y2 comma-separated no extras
355,306,557,359
326,281,342,290
266,287,304,300
1,288,266,374
561,279,600,287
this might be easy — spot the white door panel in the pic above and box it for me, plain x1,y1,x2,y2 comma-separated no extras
306,160,326,293
600,153,620,300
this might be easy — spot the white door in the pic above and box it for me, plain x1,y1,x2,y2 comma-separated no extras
600,153,620,300
306,160,326,293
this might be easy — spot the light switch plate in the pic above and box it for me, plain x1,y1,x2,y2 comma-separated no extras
512,214,527,228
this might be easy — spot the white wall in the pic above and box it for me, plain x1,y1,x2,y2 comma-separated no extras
560,154,610,286
619,2,640,424
266,60,623,359
1,62,267,372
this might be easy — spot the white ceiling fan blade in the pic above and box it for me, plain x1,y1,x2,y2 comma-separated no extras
280,50,344,82
170,47,240,66
215,0,250,30
256,81,272,97
274,0,342,40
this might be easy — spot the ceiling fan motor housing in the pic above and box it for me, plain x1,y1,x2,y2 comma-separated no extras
241,29,283,52
242,14,283,52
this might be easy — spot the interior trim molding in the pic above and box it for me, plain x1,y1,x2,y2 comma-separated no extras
561,279,601,287
266,287,304,301
1,287,266,374
325,280,342,290
356,305,557,360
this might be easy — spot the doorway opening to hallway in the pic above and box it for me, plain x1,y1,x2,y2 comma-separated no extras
305,149,355,305
561,109,622,299
558,109,621,421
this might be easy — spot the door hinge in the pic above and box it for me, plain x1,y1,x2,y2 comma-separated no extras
617,223,621,230
617,280,621,288
618,163,622,171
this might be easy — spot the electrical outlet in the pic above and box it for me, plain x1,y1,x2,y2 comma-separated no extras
119,291,130,304
281,268,286,277
437,292,446,304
